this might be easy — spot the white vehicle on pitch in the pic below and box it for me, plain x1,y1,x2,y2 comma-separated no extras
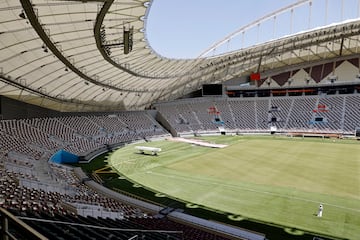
135,146,161,155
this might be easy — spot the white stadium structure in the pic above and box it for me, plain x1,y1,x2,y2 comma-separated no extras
1,0,360,112
0,0,360,239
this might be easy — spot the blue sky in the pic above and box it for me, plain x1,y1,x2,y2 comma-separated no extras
145,0,360,59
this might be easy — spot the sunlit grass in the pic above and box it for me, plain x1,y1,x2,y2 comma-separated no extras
110,135,360,239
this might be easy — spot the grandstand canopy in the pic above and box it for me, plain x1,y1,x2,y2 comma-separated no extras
1,0,360,112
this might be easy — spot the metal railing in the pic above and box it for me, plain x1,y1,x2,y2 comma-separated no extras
0,208,47,240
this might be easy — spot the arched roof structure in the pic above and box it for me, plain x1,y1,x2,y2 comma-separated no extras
1,0,360,111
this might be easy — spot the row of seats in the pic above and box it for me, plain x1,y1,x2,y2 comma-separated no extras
1,168,230,239
9,209,230,240
0,112,167,159
17,211,180,240
0,112,231,239
0,169,138,216
155,93,360,135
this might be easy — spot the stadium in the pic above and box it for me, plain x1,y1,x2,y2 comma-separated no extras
0,0,359,239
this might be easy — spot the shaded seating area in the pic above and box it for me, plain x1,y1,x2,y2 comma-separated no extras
156,93,360,136
17,211,183,240
0,111,235,240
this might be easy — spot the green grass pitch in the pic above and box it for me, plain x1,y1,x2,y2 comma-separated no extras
109,135,360,239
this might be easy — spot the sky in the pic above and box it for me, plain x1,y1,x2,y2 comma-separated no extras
145,0,360,59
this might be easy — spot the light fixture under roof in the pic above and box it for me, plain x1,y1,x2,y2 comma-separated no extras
41,44,48,53
19,11,26,19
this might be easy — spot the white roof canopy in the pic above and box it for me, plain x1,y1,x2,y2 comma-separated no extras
1,0,360,111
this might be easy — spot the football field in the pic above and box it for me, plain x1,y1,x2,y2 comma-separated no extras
109,135,360,239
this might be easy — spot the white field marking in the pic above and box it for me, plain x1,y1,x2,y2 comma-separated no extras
168,137,228,148
145,171,360,213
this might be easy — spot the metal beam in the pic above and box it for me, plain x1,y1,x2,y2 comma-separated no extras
198,0,311,57
339,36,345,56
20,0,149,93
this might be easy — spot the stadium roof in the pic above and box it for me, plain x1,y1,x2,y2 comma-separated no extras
1,0,360,112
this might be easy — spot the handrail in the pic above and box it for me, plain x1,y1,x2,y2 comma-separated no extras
0,208,48,240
